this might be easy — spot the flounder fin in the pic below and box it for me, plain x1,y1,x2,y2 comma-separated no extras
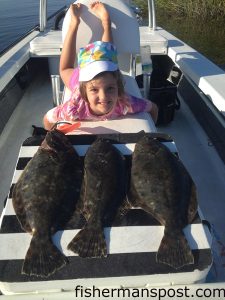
157,230,194,269
67,226,107,258
22,234,68,277
116,197,131,217
65,211,86,229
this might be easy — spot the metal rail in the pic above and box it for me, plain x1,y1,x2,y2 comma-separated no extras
39,0,47,32
148,0,156,30
51,75,63,106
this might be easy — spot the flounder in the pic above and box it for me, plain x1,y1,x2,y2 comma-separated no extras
67,138,126,258
12,129,82,277
128,134,197,269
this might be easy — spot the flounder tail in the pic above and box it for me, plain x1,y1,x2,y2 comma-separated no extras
22,234,68,277
67,226,107,258
157,229,194,269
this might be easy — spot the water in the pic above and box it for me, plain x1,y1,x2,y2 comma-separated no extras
0,1,224,66
0,0,72,53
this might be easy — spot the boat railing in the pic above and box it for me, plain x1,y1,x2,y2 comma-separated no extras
39,0,47,32
147,0,156,30
51,75,63,106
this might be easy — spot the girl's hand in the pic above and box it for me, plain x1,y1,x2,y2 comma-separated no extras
70,3,82,27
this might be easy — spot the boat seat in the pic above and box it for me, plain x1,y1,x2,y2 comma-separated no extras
55,0,156,133
60,0,141,103
62,0,140,60
139,26,168,55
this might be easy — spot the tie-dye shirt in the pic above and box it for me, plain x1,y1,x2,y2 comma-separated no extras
46,68,151,123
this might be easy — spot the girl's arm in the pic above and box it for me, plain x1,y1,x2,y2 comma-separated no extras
60,3,82,89
146,101,158,124
43,98,79,130
127,94,158,124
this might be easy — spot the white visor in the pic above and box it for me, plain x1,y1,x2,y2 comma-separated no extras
79,60,118,82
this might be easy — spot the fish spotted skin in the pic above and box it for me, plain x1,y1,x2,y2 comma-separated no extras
129,134,197,269
67,138,126,258
12,129,82,277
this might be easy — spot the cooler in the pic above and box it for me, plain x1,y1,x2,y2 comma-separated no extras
0,116,212,295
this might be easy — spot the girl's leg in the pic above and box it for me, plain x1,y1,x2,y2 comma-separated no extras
60,3,82,89
90,1,113,43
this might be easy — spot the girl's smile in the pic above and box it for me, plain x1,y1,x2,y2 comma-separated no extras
86,73,119,116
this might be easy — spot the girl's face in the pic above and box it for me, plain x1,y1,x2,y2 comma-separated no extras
85,73,119,116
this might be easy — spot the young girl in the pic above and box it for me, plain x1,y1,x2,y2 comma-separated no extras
43,1,158,130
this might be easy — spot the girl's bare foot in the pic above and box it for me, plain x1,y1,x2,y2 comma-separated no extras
90,1,110,23
70,3,82,26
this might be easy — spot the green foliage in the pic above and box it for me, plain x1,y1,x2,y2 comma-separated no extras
133,0,225,19
132,0,148,18
155,0,225,19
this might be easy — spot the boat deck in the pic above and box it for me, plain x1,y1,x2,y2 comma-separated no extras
0,70,52,212
0,67,225,286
